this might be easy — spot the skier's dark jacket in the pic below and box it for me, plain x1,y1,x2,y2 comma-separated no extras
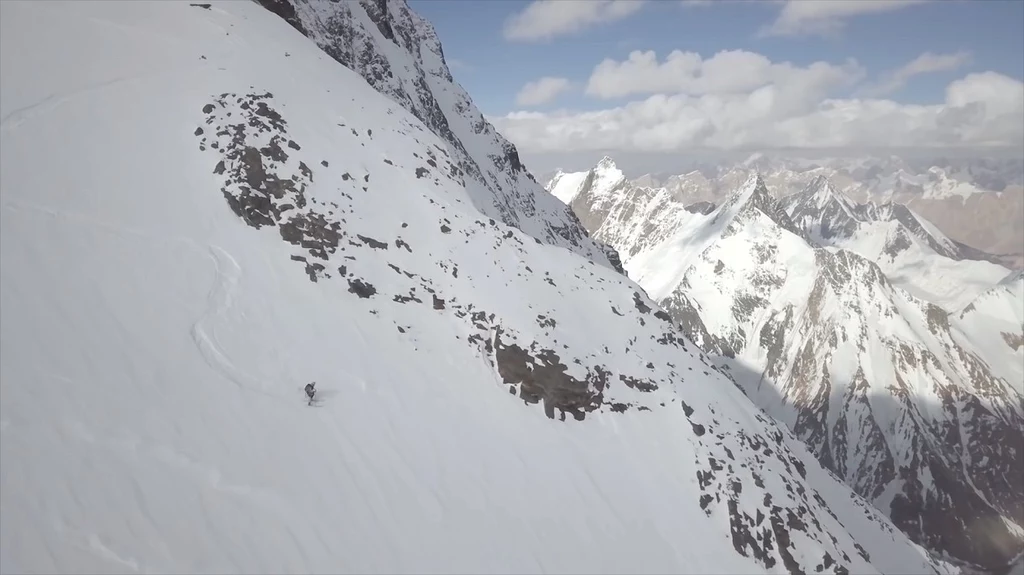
304,382,316,398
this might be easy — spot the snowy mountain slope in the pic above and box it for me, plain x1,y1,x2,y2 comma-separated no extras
783,176,1012,311
252,0,622,273
559,172,1024,569
0,2,950,574
954,271,1024,396
546,169,590,205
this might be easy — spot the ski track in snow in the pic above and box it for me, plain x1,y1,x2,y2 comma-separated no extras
0,64,208,134
188,244,272,399
2,201,287,405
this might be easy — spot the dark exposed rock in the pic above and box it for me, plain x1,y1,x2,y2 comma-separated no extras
356,234,388,250
685,201,717,215
618,374,657,392
303,261,326,282
632,292,651,314
279,212,342,260
493,327,603,422
253,0,307,35
347,278,377,298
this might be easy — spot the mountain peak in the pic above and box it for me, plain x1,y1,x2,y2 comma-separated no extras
584,155,626,193
730,173,773,213
801,175,855,212
808,174,833,194
595,156,618,172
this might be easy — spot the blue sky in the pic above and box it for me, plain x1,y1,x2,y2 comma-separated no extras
409,0,1024,163
412,0,1024,115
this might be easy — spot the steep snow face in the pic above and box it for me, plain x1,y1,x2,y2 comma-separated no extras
546,169,590,205
253,0,621,273
0,2,949,574
559,161,710,264
565,169,1024,569
955,272,1024,396
783,177,1011,311
566,157,633,233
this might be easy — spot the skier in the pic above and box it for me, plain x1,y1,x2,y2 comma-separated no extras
304,381,316,405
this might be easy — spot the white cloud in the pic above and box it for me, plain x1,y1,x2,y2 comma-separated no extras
491,71,1024,153
761,0,927,37
585,49,865,105
516,77,573,107
861,51,972,96
503,0,645,42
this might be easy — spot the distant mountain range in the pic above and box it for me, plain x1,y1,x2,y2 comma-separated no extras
549,157,1024,571
546,154,1024,269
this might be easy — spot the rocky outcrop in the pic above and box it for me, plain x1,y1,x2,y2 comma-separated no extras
251,0,624,273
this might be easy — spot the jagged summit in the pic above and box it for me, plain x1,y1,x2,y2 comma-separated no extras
561,168,1024,569
595,155,618,171
777,178,1013,310
799,175,858,213
712,173,768,216
586,156,627,190
254,0,621,272
712,174,813,244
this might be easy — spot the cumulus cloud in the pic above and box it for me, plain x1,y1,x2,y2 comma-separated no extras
515,77,572,106
585,49,865,103
503,0,645,42
861,51,972,96
762,0,927,37
491,71,1024,153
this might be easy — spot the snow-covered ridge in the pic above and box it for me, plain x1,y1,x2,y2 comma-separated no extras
550,158,1011,312
0,1,950,573
781,178,1011,311
955,271,1024,396
560,159,1024,569
256,0,623,273
547,154,1024,271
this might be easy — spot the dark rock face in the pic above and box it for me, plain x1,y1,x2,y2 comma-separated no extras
493,328,603,422
685,200,717,215
254,0,307,35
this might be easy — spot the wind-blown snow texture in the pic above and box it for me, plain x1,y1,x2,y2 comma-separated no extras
554,159,1024,571
0,1,950,574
